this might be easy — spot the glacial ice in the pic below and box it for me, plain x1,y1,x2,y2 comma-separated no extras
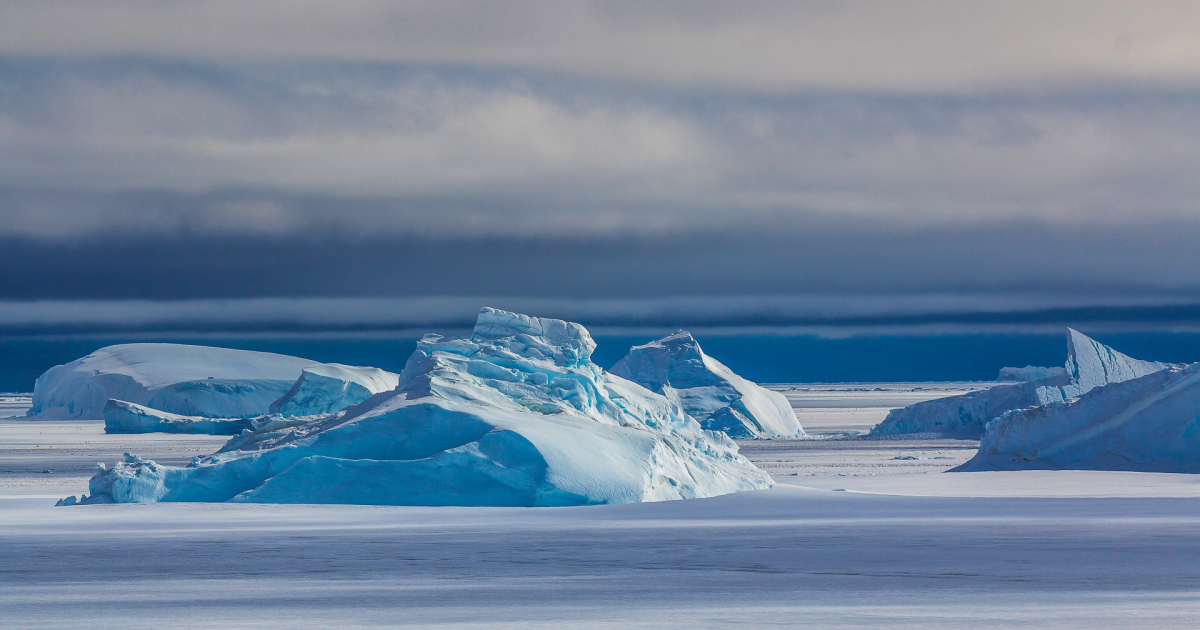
83,308,772,506
871,329,1171,438
610,331,804,438
270,363,399,417
28,344,314,419
103,399,253,435
998,366,1067,382
960,363,1200,472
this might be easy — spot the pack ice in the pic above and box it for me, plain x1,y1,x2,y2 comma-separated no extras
610,331,803,438
28,344,315,419
81,309,772,506
960,362,1200,472
871,329,1171,438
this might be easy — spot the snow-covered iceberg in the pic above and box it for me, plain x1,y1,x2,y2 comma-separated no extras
871,329,1171,438
103,399,253,435
998,366,1066,382
269,364,399,417
82,308,772,506
610,331,803,439
28,344,314,419
959,363,1200,472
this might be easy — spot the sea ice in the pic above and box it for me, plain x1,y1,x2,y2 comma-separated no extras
610,331,804,438
28,343,315,419
269,363,399,416
960,363,1200,472
82,308,772,506
871,329,1171,438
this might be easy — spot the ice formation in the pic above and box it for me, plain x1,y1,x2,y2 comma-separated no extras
269,363,399,416
28,344,314,419
103,399,253,435
998,366,1067,382
82,308,772,506
871,329,1171,438
610,331,803,438
960,363,1200,472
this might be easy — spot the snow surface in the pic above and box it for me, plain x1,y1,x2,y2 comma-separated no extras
103,399,253,435
83,308,771,506
269,363,399,416
28,344,315,419
998,365,1066,381
962,362,1200,472
611,331,804,438
871,329,1171,438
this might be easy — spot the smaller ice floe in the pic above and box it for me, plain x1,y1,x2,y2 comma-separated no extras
959,363,1200,472
80,308,771,507
103,399,254,435
998,366,1067,382
269,364,399,417
610,331,804,439
872,329,1173,438
28,343,315,419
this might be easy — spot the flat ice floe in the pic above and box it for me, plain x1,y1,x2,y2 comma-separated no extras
960,362,1200,472
611,331,804,438
28,343,315,419
871,329,1171,438
79,308,771,506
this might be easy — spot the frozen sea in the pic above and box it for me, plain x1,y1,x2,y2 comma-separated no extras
4,386,1200,628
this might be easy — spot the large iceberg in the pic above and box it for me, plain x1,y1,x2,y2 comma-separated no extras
959,363,1200,472
871,329,1171,438
269,364,399,417
28,344,314,419
997,366,1066,382
82,308,772,506
610,331,804,439
103,399,253,435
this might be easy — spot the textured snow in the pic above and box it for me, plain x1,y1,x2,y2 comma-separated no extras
103,399,253,435
269,363,399,416
28,344,315,419
871,329,1171,438
997,365,1066,381
83,308,771,506
611,331,804,438
961,362,1200,472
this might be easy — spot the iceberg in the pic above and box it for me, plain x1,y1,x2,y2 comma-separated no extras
28,344,315,419
871,329,1171,438
82,308,772,506
103,399,253,435
998,366,1067,382
610,331,804,439
959,363,1200,472
270,364,399,417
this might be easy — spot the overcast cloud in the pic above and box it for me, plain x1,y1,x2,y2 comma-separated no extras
1,2,1199,327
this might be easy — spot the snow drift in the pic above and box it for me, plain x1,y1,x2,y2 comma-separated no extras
959,363,1200,472
81,309,772,506
610,331,803,438
28,344,314,419
269,364,399,417
871,329,1171,438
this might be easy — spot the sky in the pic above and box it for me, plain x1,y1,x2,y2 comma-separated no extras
3,1,1200,333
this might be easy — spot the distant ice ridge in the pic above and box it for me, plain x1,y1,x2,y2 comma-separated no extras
269,364,399,417
28,344,315,419
103,400,253,435
81,308,771,506
610,331,804,439
871,329,1172,438
998,366,1067,382
959,363,1200,472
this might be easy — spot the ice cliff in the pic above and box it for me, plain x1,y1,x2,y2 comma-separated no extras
80,309,772,506
959,363,1200,472
28,344,314,419
871,329,1171,438
269,364,399,417
610,331,803,439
